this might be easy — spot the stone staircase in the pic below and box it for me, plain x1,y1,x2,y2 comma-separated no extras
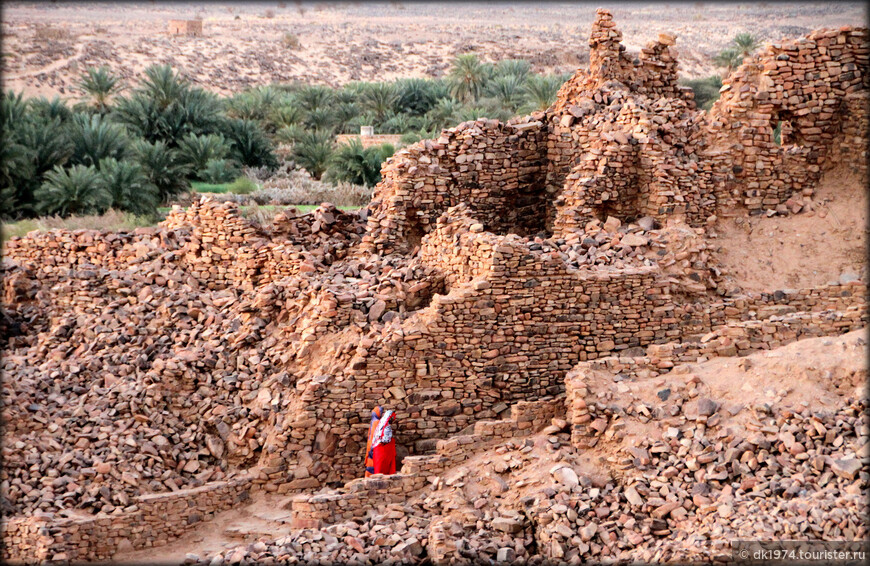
287,398,563,529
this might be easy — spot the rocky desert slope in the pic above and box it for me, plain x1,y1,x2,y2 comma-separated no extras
2,8,868,565
1,1,867,97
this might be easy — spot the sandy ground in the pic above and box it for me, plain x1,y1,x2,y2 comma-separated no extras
2,1,866,98
712,166,868,293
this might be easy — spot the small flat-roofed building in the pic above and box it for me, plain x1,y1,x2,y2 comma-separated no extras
168,20,203,36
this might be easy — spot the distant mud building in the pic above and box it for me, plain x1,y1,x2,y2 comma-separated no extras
168,19,203,36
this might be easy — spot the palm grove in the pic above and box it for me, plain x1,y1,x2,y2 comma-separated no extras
1,36,756,222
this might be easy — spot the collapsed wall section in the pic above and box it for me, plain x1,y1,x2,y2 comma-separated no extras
706,26,869,212
281,207,736,485
361,117,550,254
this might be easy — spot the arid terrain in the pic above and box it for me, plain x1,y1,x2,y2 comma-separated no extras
2,1,867,97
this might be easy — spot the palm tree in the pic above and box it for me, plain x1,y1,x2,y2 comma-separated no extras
220,118,278,169
486,74,526,111
715,33,760,76
177,132,231,176
303,106,336,131
130,139,190,202
66,113,129,168
77,66,124,111
395,78,444,116
35,164,111,217
447,53,490,103
523,74,564,111
96,158,159,216
290,129,333,179
139,64,187,109
733,33,759,58
327,139,394,187
268,104,303,130
28,95,73,122
494,59,531,80
362,82,399,123
425,97,462,130
713,46,742,76
292,84,335,113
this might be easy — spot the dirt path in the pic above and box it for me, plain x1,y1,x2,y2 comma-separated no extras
4,39,90,81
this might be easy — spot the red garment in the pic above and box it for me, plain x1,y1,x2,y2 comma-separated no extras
365,407,396,477
372,440,396,475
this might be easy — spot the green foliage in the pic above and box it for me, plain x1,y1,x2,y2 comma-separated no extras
494,59,531,80
139,64,187,109
447,54,491,102
327,139,394,187
3,59,579,220
226,176,258,194
679,75,723,111
111,65,224,145
713,47,742,74
29,96,73,122
293,84,335,114
177,132,232,177
17,116,74,178
35,164,111,217
66,113,129,168
77,66,123,111
486,74,526,111
523,74,563,111
399,127,439,146
268,104,303,131
714,33,760,75
395,78,446,116
275,124,306,144
2,91,29,127
290,129,333,180
425,97,463,131
360,82,399,122
200,158,241,184
0,141,35,218
96,158,159,216
733,33,760,57
302,106,336,132
220,118,278,169
130,139,190,202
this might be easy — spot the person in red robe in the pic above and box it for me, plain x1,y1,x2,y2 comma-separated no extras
364,406,396,477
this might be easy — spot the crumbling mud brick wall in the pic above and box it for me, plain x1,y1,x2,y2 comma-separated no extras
1,479,250,564
706,27,870,212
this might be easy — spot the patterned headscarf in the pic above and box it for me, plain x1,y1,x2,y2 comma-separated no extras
371,410,395,448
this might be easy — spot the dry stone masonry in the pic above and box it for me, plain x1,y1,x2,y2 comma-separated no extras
2,9,867,564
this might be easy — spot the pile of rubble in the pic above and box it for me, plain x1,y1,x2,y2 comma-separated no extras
2,9,867,564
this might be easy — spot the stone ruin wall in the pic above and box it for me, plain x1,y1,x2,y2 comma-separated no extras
364,12,868,254
270,206,866,487
2,199,365,293
2,479,250,564
706,26,870,212
361,117,550,255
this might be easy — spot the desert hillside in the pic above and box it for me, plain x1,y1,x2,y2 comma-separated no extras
2,1,866,97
